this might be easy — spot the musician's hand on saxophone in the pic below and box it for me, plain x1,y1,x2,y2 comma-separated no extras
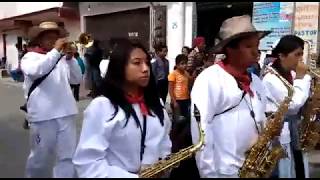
295,61,308,79
267,114,284,136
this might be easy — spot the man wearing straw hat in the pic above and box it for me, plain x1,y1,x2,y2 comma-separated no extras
20,21,78,178
190,15,272,177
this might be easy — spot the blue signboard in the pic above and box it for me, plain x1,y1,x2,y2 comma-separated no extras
252,2,294,50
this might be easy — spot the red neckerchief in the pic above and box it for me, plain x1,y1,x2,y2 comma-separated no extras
125,92,149,116
217,61,254,97
284,72,293,85
27,47,49,55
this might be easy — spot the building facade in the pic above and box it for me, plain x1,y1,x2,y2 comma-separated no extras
3,2,314,71
79,2,196,71
0,2,80,70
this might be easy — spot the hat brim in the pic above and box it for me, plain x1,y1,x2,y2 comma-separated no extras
28,27,68,40
211,31,272,54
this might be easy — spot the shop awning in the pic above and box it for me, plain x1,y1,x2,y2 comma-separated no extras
0,3,79,32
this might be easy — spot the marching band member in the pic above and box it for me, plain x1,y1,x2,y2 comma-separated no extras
190,15,271,178
21,21,78,178
262,35,311,178
72,40,172,178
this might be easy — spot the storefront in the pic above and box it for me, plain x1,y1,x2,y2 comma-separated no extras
84,7,150,56
79,2,196,70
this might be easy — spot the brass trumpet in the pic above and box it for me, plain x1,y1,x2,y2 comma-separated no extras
61,32,94,54
78,32,94,48
61,41,77,54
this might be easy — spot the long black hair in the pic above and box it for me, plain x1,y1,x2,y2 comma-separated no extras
271,35,304,83
98,39,164,127
271,35,304,58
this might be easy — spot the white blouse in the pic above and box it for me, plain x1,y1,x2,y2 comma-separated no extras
262,72,311,144
73,96,172,178
190,64,268,177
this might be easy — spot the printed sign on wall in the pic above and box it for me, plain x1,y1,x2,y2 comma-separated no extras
294,2,319,54
252,2,294,50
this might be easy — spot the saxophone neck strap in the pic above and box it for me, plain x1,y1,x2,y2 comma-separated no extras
140,115,147,161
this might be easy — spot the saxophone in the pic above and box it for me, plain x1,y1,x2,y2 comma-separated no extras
299,68,320,152
239,66,294,178
139,105,205,178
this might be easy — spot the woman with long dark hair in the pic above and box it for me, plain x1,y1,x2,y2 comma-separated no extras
262,35,311,178
73,40,172,178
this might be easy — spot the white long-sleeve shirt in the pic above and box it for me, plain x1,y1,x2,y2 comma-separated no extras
262,71,311,144
21,48,78,122
73,96,172,178
99,59,109,78
65,57,83,85
190,64,268,178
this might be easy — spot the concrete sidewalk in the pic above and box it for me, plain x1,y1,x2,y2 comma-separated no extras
309,150,320,164
0,77,92,101
0,77,23,87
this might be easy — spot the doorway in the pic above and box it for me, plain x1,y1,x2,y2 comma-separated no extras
85,7,150,56
196,2,253,50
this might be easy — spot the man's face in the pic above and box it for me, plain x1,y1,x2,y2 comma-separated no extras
227,34,260,67
158,48,168,59
65,46,76,60
38,30,60,51
66,51,73,60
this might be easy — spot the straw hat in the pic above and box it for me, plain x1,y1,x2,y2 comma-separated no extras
212,15,271,53
28,21,68,40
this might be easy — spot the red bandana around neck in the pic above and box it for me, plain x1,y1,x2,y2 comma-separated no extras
27,47,49,55
217,61,254,97
125,92,149,116
283,72,293,85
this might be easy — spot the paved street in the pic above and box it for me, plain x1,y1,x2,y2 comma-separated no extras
0,78,90,178
0,77,320,178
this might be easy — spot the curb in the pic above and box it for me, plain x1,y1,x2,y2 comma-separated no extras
0,78,23,87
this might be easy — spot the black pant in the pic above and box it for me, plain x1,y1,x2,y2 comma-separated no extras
292,149,305,178
171,99,191,123
170,99,199,178
177,99,191,119
91,68,103,98
70,84,80,101
157,79,168,104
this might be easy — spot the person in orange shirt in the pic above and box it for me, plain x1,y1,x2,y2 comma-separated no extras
168,54,199,178
168,54,191,119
